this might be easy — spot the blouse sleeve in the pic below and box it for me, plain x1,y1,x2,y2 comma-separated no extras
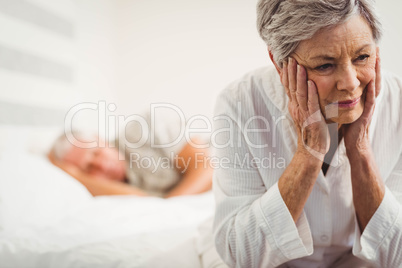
352,150,402,267
212,91,313,268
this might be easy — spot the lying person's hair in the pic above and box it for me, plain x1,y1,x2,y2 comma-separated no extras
50,132,97,161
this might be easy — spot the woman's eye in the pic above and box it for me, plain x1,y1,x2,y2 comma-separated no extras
356,54,370,61
315,64,333,71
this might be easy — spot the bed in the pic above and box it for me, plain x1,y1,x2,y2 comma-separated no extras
0,101,216,268
0,1,218,264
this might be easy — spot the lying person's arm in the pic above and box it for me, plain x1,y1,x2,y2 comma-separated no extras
164,141,213,198
66,167,149,196
48,153,148,197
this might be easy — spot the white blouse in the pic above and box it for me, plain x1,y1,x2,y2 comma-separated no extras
212,66,402,267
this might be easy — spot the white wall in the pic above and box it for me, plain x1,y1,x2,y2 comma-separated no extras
0,0,120,133
113,0,268,119
0,0,76,109
376,0,402,78
71,0,119,132
73,0,118,104
111,0,402,120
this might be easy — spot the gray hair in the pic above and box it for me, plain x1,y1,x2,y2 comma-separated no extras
257,0,382,67
50,132,97,161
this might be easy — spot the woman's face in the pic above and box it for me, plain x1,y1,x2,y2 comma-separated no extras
63,145,127,182
291,15,377,125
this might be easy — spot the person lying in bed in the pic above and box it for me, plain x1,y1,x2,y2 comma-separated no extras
48,113,213,198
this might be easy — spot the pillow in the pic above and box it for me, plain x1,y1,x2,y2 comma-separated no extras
0,125,62,155
0,149,93,233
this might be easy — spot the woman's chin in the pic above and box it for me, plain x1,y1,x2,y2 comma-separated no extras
326,106,364,125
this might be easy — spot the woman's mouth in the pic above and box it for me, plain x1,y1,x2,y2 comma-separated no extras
336,97,361,108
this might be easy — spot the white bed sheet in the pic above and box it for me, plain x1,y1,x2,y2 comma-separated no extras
0,150,214,267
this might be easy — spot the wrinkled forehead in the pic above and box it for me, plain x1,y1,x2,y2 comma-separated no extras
296,15,375,60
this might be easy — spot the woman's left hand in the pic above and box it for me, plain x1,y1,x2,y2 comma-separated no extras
341,48,381,154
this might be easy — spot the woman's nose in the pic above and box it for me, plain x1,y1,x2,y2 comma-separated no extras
336,65,360,92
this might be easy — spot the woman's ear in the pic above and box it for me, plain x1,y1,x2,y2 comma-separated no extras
268,48,282,76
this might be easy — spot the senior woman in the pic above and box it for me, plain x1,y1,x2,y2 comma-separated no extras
212,0,402,267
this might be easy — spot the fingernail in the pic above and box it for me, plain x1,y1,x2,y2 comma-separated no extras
289,58,292,65
297,64,300,72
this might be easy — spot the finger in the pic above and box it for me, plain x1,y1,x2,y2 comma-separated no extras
296,64,308,111
282,60,290,99
288,57,297,104
361,79,376,122
307,80,320,113
375,47,381,98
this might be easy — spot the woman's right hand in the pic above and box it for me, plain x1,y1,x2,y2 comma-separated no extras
280,58,330,161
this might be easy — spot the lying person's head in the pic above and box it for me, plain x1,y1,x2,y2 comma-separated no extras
257,0,382,125
49,133,126,182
